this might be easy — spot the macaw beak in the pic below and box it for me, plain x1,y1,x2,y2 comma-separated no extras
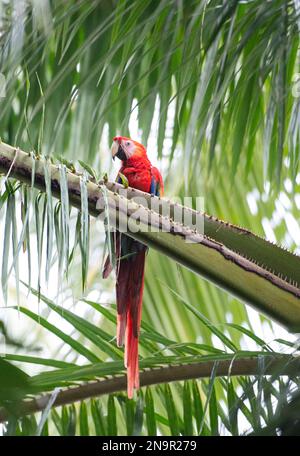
111,140,119,161
111,138,127,161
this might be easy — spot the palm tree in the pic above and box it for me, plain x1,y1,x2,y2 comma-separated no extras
0,0,300,436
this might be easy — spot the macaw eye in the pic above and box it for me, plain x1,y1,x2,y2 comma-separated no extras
125,141,131,146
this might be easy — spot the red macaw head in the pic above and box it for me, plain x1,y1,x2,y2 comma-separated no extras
111,136,147,161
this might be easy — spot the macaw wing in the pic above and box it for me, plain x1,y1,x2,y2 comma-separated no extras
150,167,164,196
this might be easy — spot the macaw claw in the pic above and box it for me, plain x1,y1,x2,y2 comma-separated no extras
118,172,129,188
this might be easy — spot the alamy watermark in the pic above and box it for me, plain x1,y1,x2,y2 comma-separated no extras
96,189,205,242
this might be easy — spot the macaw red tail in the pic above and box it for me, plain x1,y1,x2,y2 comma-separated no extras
102,233,146,398
116,246,146,398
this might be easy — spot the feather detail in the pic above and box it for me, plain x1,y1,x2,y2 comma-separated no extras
102,257,113,279
117,313,127,347
151,166,164,196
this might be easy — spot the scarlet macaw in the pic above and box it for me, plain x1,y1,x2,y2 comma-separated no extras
103,136,164,398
